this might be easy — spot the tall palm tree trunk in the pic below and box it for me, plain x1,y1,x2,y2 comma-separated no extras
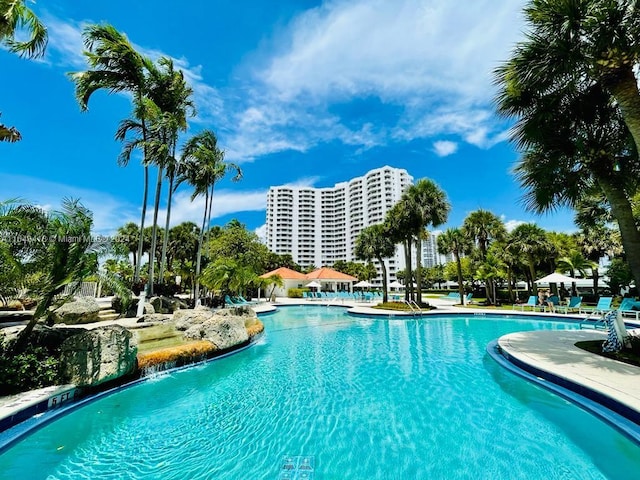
147,166,164,295
455,253,464,304
404,239,411,302
134,165,149,284
598,177,640,290
607,67,640,156
194,189,209,305
415,236,423,305
159,172,175,281
377,255,389,303
528,255,537,296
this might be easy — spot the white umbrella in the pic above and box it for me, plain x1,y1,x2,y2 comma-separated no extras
535,273,578,284
353,280,372,288
306,281,321,289
388,280,404,289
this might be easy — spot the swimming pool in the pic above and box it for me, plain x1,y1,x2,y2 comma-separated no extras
1,306,639,479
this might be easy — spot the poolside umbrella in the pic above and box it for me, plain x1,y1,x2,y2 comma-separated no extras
535,272,578,296
534,273,578,284
306,281,321,291
353,280,372,288
388,280,404,289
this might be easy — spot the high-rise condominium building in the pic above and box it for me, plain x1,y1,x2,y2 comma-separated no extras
421,230,453,268
265,166,413,283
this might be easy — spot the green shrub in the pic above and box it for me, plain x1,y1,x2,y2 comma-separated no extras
0,334,61,395
288,288,304,298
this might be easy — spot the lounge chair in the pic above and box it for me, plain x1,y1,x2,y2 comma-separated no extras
464,293,473,305
579,296,613,316
224,295,241,306
236,295,257,305
618,297,640,320
555,296,582,314
513,295,537,311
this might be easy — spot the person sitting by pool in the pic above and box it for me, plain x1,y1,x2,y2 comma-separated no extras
537,290,548,307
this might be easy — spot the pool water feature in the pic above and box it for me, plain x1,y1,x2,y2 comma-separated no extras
1,306,639,479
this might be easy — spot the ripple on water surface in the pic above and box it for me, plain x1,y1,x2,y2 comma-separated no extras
0,307,639,479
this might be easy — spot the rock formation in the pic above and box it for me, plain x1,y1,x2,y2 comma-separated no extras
60,325,138,387
49,296,101,325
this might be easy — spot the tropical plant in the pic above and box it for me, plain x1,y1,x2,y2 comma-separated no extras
437,228,470,304
462,209,506,303
70,24,153,284
495,0,640,292
0,113,21,142
354,224,396,303
144,57,195,287
3,199,101,353
0,0,47,58
576,224,623,294
557,250,597,295
385,200,419,302
403,179,450,305
178,134,242,303
507,224,555,295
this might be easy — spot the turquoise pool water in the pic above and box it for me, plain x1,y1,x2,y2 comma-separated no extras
1,306,640,479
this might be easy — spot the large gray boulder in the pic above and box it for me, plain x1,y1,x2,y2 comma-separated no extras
50,296,101,325
60,325,138,387
175,306,254,350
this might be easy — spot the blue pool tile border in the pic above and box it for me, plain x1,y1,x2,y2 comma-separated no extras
0,331,264,453
487,340,640,445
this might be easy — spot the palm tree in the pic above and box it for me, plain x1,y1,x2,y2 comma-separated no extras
403,179,450,305
462,209,506,304
0,0,47,58
576,225,622,294
495,1,640,291
499,0,640,161
116,222,140,271
557,250,598,295
0,113,21,142
507,224,555,296
70,24,153,285
178,130,242,304
5,199,101,353
437,228,470,304
384,200,419,302
354,224,396,303
142,58,195,288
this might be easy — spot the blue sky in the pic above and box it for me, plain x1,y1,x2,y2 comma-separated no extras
0,0,575,238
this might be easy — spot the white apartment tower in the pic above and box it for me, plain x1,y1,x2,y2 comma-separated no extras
266,166,413,283
421,231,453,268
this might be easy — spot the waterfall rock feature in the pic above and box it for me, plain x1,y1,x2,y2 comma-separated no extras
175,306,253,350
60,325,138,387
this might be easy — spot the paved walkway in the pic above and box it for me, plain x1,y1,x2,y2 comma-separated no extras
498,329,640,422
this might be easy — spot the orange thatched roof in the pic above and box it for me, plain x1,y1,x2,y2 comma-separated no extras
305,267,357,281
259,267,307,280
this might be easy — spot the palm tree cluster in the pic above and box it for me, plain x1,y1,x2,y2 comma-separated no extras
495,0,640,290
68,24,242,299
353,178,450,305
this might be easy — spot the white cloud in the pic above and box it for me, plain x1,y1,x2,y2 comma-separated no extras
160,189,268,227
432,140,458,157
0,174,139,235
219,0,526,160
504,219,527,232
40,2,528,164
254,224,267,243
